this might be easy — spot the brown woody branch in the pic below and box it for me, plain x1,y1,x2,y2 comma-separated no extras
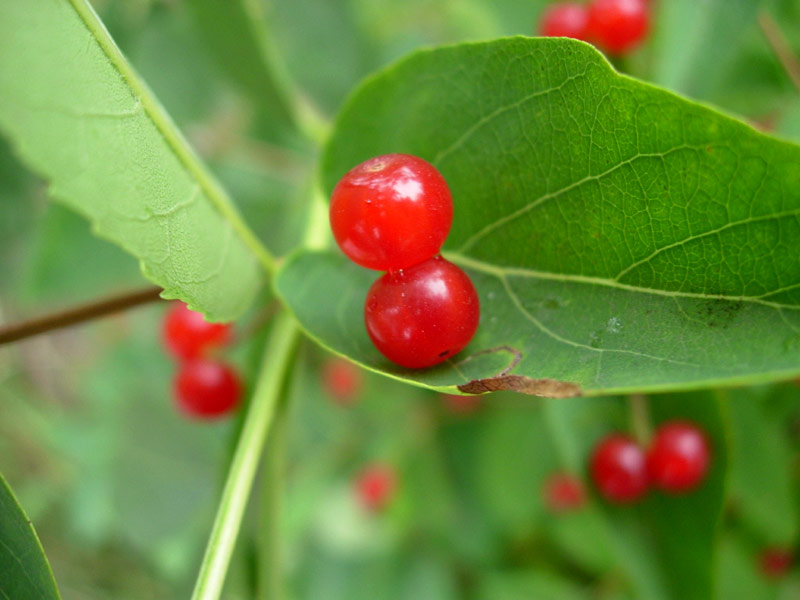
0,286,163,346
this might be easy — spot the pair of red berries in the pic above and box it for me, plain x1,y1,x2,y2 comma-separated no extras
330,154,480,369
591,420,710,503
539,0,650,55
162,302,241,419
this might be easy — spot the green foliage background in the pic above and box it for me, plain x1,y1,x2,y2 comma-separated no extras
0,0,799,598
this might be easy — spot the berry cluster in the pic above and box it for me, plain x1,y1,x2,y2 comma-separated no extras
539,0,650,56
540,420,711,514
330,154,480,369
162,301,241,419
591,420,710,503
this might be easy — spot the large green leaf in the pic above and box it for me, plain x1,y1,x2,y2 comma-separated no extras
0,0,267,321
276,37,800,395
0,473,60,599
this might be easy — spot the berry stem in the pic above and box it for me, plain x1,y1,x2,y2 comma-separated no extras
0,285,163,346
628,394,652,444
191,311,299,600
758,12,800,95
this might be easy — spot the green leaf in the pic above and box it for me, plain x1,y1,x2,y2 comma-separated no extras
0,0,269,321
0,473,61,599
277,37,800,395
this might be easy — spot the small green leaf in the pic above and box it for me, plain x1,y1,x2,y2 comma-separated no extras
277,38,800,395
0,473,61,599
0,0,269,321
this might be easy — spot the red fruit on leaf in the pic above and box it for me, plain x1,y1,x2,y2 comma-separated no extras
759,547,795,579
543,472,586,513
322,357,363,405
162,301,232,361
590,434,649,503
646,421,711,494
356,463,397,512
173,359,242,419
587,0,649,55
539,2,590,41
330,153,453,271
364,256,480,369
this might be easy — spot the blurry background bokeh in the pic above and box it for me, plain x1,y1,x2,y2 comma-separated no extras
1,0,800,598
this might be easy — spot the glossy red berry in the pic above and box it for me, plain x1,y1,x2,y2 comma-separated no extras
587,0,649,55
590,434,649,503
759,547,795,579
364,256,480,369
174,359,242,419
330,154,453,271
162,301,231,361
543,472,586,513
356,463,397,512
647,421,710,494
322,357,363,405
539,2,590,41
442,393,482,415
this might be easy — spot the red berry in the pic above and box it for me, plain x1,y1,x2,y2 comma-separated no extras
443,393,482,415
173,359,242,419
647,421,710,494
590,434,649,503
543,472,586,513
322,357,363,405
330,154,453,271
356,463,397,512
162,301,232,361
587,0,649,55
364,256,480,369
759,547,795,579
539,2,590,40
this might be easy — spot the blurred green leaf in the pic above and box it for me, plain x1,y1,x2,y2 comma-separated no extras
641,391,728,600
0,0,266,320
20,203,144,304
0,473,61,599
186,0,300,145
650,0,767,101
715,534,774,600
727,386,799,544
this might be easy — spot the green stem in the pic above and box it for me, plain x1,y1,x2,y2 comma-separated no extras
628,394,652,444
257,395,288,600
191,311,299,600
